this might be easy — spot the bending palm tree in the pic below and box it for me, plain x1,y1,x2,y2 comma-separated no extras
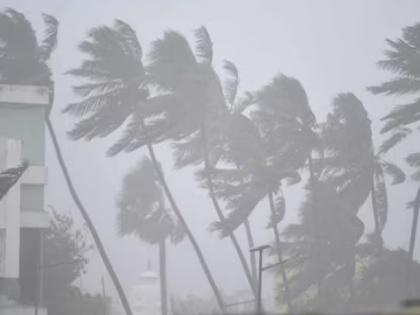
0,10,134,315
368,22,420,295
147,27,257,298
65,21,225,311
117,157,184,315
208,74,315,311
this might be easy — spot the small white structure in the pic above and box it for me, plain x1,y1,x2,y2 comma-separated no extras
130,263,161,315
0,84,50,315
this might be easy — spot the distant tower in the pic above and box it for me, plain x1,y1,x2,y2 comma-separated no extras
130,261,161,315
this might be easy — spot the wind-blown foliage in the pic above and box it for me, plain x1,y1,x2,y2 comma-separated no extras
117,157,184,315
0,9,57,84
281,93,406,311
117,157,184,244
369,22,420,296
0,161,28,200
67,21,227,312
0,10,136,315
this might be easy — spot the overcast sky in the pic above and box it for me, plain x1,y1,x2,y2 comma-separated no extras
2,0,420,308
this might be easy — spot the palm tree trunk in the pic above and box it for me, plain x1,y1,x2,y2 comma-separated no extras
371,184,380,236
307,153,322,300
159,239,168,315
201,125,257,299
370,181,384,250
235,163,257,287
244,219,258,286
268,192,294,313
46,117,134,315
407,185,420,298
145,141,226,313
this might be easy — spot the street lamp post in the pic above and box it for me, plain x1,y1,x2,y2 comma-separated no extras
250,245,271,314
250,244,290,314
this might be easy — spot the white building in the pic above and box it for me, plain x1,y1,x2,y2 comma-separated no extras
130,264,161,315
0,84,50,315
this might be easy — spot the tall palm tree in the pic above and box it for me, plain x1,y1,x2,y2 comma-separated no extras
368,22,420,294
117,157,184,315
320,93,407,303
65,21,225,311
208,73,316,311
284,93,405,310
146,27,257,298
252,74,318,307
0,10,134,315
220,60,259,285
322,94,405,247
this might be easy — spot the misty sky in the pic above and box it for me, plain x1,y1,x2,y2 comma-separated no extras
2,0,420,307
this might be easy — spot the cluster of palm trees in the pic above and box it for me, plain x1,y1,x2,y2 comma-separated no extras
1,8,420,315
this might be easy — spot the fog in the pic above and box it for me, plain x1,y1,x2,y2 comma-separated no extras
1,1,420,314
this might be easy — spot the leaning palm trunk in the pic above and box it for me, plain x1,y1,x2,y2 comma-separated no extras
268,192,294,313
46,117,134,315
308,153,322,300
407,186,420,298
159,239,168,315
244,219,258,286
144,139,226,313
201,125,258,299
236,164,258,287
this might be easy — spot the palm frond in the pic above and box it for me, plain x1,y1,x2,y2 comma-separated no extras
368,78,420,95
222,60,239,106
40,14,58,60
194,26,213,64
406,152,420,168
256,73,315,126
377,39,420,78
114,19,142,60
0,161,29,200
378,127,411,154
0,9,50,84
381,98,420,133
233,91,255,114
211,182,267,237
379,160,406,185
148,30,197,90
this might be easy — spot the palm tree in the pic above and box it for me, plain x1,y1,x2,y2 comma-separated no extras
252,74,318,308
0,10,134,315
220,60,259,285
147,27,257,298
320,93,407,303
322,94,405,248
117,157,184,315
207,73,317,311
368,23,420,294
65,21,225,311
283,93,405,310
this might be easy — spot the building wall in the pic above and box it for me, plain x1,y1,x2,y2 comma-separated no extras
0,105,47,165
0,85,50,310
0,138,23,280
